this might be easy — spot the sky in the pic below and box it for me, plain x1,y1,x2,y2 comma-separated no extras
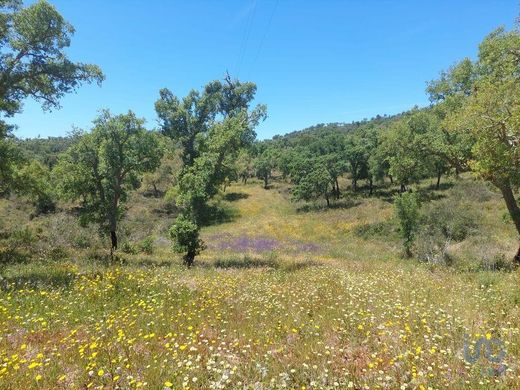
11,0,519,140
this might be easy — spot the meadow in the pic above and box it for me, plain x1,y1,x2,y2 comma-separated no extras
1,177,519,389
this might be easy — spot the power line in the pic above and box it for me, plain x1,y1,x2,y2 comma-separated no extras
235,0,257,78
248,0,279,80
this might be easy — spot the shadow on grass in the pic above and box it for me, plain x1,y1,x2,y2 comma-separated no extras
135,259,172,268
202,256,321,271
425,182,455,192
296,199,361,213
223,192,250,202
199,204,240,227
1,269,76,291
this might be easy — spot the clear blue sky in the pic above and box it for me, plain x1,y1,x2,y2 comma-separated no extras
12,0,518,139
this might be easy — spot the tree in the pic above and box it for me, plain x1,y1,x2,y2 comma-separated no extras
344,132,368,192
254,149,274,189
235,149,254,184
394,191,420,257
156,75,266,266
55,111,161,254
426,59,476,177
0,0,103,194
443,27,520,264
141,136,180,197
0,136,21,196
15,160,56,214
381,112,435,192
292,157,333,207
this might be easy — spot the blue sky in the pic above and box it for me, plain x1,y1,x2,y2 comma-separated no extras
13,0,518,139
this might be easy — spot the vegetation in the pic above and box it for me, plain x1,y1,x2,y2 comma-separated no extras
54,111,161,254
1,3,520,389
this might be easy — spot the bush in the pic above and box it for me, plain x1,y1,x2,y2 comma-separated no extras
120,241,137,255
47,246,69,262
139,236,154,254
422,200,478,241
0,227,36,264
450,180,494,203
394,191,420,257
169,215,205,266
354,221,396,240
416,198,478,265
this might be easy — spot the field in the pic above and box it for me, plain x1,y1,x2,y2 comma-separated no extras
1,178,520,389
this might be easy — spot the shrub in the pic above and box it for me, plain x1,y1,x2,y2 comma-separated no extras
0,227,36,264
139,236,154,254
394,191,420,257
120,241,137,255
47,246,69,262
169,215,204,266
416,198,478,265
354,221,396,240
422,200,478,241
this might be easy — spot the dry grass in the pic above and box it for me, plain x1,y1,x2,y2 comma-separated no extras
0,177,519,389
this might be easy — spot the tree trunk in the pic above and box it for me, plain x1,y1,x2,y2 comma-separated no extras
153,183,159,198
436,171,442,190
400,183,406,193
352,178,357,192
110,230,117,251
264,176,268,189
389,175,393,184
183,249,195,267
335,177,340,199
369,178,373,196
325,194,330,207
499,183,520,265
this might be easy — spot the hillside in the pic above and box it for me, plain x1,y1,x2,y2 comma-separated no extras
0,176,519,389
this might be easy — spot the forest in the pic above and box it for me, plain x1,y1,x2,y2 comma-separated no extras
1,1,520,389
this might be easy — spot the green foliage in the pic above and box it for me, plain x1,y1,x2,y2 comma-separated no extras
434,25,520,261
0,0,102,198
16,135,80,169
235,150,254,184
0,0,103,124
139,236,154,255
168,215,204,266
157,75,266,265
0,137,23,196
354,221,396,240
292,158,333,207
15,160,56,214
141,136,180,197
55,110,162,250
254,150,275,189
394,191,421,257
416,198,478,265
0,226,36,265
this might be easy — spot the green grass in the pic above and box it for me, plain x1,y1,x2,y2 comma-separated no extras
0,177,519,389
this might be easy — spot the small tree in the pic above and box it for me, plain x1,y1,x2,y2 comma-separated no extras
292,158,333,207
15,160,56,214
55,110,161,254
168,215,205,267
254,152,274,189
394,191,420,257
157,75,266,265
235,150,254,184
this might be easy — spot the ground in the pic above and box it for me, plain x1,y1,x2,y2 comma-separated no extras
0,178,519,389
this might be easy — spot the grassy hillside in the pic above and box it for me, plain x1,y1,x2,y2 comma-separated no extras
1,176,519,389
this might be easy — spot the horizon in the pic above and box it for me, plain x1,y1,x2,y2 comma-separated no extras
10,0,518,140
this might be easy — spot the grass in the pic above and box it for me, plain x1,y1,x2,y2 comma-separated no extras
0,177,519,389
